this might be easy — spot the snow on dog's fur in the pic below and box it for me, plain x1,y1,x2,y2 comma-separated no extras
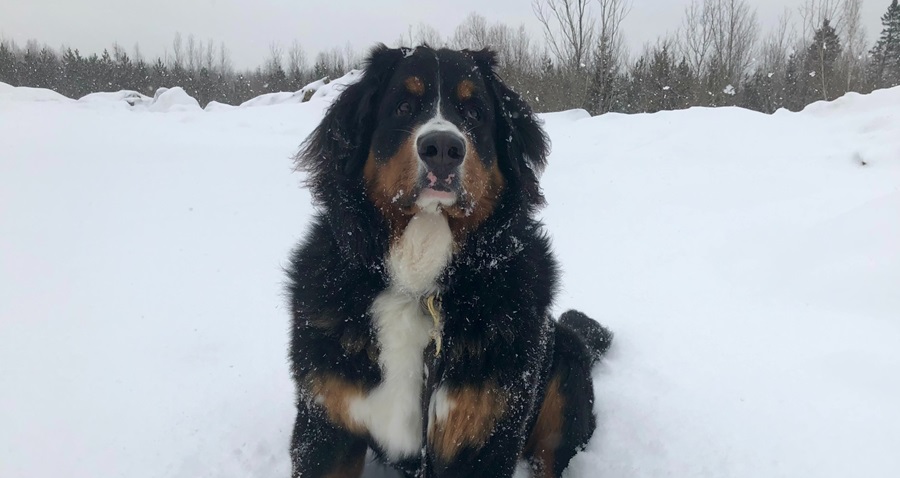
286,44,612,478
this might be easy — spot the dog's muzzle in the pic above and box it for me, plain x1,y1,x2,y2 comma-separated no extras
417,131,465,188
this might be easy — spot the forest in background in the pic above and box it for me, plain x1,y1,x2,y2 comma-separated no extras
1,0,899,114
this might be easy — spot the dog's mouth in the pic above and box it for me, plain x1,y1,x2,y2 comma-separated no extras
414,169,462,211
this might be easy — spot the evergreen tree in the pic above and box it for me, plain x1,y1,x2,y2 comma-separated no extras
21,47,47,88
703,55,731,107
648,44,676,112
584,37,619,115
114,49,134,92
266,63,288,92
784,52,807,112
133,59,151,95
84,53,101,93
0,42,18,85
868,0,900,89
672,57,694,110
61,47,85,97
804,19,843,102
151,58,169,92
98,49,114,90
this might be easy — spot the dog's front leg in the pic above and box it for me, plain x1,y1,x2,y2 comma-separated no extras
421,346,544,478
290,396,368,478
423,379,524,477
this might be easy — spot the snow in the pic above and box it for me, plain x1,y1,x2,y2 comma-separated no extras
1,82,899,478
146,86,202,112
239,71,362,108
204,100,236,112
240,90,309,107
308,69,362,101
0,81,72,102
79,90,153,108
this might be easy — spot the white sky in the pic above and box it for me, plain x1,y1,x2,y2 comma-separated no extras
0,0,888,69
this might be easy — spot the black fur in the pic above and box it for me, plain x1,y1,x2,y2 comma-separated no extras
286,44,612,478
560,310,615,366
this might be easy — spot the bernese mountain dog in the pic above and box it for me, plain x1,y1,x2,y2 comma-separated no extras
286,44,613,478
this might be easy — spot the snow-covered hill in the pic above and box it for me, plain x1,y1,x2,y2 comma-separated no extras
1,81,898,478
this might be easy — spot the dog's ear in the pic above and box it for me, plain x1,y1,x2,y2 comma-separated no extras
297,44,406,204
469,48,550,208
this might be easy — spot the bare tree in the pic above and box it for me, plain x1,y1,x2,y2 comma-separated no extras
453,12,491,50
840,0,866,90
112,42,126,62
287,40,308,81
532,0,596,71
597,0,631,50
761,8,795,75
172,33,184,69
587,0,632,113
313,45,357,79
218,42,232,77
710,0,759,87
679,0,716,75
204,40,215,71
342,43,360,70
186,34,197,71
680,0,759,85
505,25,538,74
799,0,840,39
267,42,284,73
412,23,443,47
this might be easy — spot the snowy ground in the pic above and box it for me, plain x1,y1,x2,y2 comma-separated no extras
1,80,898,478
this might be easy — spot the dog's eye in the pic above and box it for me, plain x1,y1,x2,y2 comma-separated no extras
463,105,481,123
396,101,412,116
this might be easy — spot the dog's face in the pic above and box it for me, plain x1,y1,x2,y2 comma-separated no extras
299,44,549,247
363,48,502,223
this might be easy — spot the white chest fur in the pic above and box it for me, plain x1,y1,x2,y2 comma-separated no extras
348,211,454,460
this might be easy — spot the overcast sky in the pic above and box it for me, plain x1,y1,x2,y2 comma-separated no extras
0,0,888,69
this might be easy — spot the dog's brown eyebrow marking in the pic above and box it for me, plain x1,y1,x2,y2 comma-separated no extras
404,76,425,96
456,79,475,100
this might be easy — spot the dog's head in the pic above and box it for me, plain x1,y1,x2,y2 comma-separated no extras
299,44,548,244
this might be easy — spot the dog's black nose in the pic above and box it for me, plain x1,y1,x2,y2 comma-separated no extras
417,131,466,175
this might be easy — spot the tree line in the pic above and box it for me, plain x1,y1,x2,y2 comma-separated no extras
1,0,898,114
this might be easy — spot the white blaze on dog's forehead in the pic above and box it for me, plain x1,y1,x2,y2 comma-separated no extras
414,53,464,146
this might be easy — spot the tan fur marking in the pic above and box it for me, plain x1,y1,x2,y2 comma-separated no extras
456,79,476,100
447,148,505,241
363,140,418,240
429,383,508,462
524,376,566,478
405,76,425,96
308,375,367,435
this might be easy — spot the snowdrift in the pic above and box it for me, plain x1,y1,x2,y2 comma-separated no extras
1,81,898,478
0,81,72,102
1,70,361,113
79,90,153,108
239,70,362,107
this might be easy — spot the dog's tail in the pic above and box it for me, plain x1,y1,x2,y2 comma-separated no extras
559,310,614,366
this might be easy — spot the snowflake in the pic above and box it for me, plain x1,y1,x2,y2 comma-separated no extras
723,84,736,96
